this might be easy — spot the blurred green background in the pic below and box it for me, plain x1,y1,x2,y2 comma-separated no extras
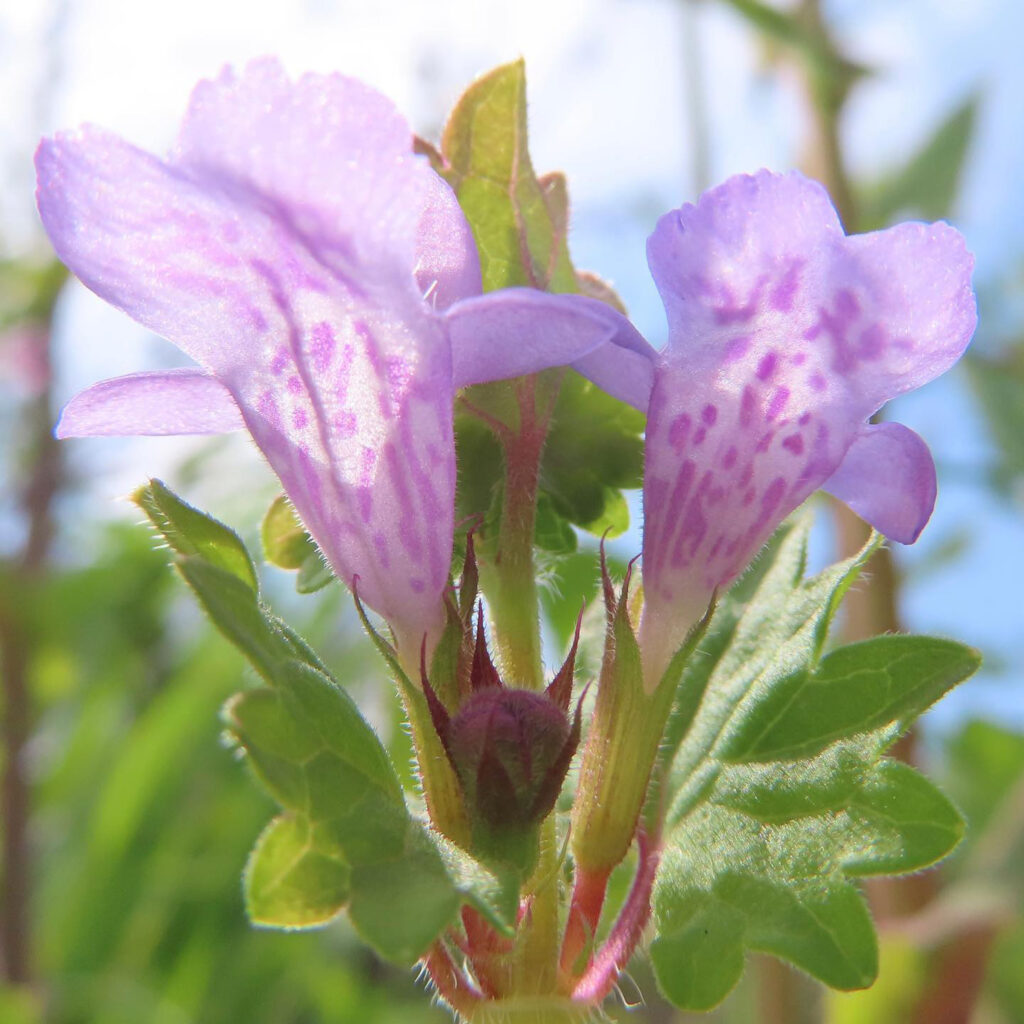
2,1,1023,1021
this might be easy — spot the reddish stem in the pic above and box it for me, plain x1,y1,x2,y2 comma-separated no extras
461,905,514,999
559,864,611,977
572,831,660,1004
424,939,484,1017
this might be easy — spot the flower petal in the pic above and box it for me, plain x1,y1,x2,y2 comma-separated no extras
56,369,243,437
569,300,658,410
822,421,936,544
37,72,459,640
416,169,483,310
174,58,431,280
446,290,637,388
36,127,292,372
647,170,977,414
646,170,842,341
840,222,976,404
573,344,656,412
637,170,975,676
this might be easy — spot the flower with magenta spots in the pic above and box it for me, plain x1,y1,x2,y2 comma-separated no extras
37,58,620,657
581,170,976,683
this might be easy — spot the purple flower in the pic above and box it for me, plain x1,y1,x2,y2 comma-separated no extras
582,171,976,681
37,59,620,655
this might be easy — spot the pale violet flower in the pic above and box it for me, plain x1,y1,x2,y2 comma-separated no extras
37,59,621,657
581,171,977,682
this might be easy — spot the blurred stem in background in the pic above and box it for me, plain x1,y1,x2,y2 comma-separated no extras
0,260,65,988
1,2,69,988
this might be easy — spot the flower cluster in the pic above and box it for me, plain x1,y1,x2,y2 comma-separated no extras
37,57,977,1019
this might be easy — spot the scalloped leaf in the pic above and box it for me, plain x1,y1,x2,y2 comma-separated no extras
651,519,977,1011
135,480,463,963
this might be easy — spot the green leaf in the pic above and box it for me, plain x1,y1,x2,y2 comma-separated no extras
541,371,644,537
262,495,336,593
134,478,258,591
842,760,964,877
262,495,314,569
139,480,461,961
650,518,976,1010
857,95,978,230
653,518,811,789
226,661,461,960
177,557,325,682
436,839,520,938
295,554,334,594
720,635,981,763
348,828,468,964
440,59,576,293
245,815,351,929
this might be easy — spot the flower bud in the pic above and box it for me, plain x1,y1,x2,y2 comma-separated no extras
452,687,571,815
421,604,583,873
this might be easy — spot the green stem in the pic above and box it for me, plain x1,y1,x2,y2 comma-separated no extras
485,377,550,692
468,998,593,1024
480,375,564,994
512,812,562,996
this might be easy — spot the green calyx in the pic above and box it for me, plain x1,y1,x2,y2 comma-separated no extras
570,555,713,873
421,603,584,875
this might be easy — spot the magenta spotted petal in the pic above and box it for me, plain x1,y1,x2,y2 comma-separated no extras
631,171,976,678
39,59,617,655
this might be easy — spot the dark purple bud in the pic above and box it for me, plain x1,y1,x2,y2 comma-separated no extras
447,687,581,870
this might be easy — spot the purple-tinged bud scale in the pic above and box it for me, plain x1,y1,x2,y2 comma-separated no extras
420,604,584,872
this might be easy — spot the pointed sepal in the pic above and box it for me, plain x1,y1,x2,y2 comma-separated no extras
546,605,584,713
470,602,503,693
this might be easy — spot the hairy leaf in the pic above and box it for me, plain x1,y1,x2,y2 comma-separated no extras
440,59,576,293
245,815,351,929
136,479,462,962
261,494,335,593
134,478,257,590
651,520,977,1010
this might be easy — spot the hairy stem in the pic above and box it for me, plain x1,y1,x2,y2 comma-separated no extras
486,377,548,692
559,864,611,979
571,830,659,1004
476,373,564,994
